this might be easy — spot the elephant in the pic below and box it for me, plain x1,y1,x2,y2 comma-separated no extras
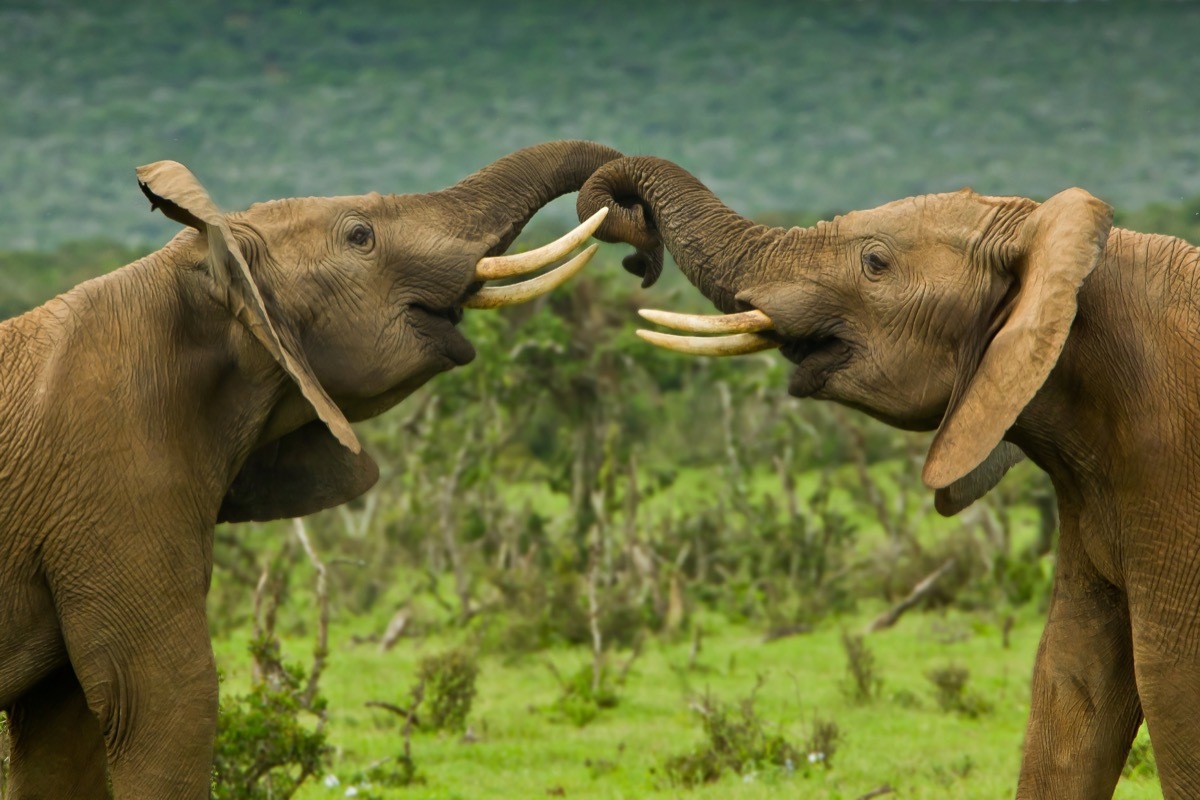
577,155,1200,798
0,139,621,799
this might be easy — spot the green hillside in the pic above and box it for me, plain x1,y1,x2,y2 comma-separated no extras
1,1,1198,249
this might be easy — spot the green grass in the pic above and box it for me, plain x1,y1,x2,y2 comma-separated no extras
212,608,1160,799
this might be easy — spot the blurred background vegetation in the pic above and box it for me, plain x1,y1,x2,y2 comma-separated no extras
2,0,1199,248
1,1,1195,797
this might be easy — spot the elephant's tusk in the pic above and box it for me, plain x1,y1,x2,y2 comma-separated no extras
465,244,597,309
474,207,609,280
638,308,774,334
635,329,779,357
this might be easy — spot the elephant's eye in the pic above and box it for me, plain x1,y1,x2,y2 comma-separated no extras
862,250,890,278
348,223,374,248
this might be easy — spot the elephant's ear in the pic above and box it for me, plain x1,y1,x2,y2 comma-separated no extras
136,161,359,454
933,442,1025,516
219,422,379,522
923,188,1112,488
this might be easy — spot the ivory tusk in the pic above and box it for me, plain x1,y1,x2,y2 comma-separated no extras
638,308,774,334
635,329,780,357
474,207,609,280
464,244,597,309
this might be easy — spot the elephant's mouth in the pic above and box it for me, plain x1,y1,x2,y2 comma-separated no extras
407,303,475,366
413,299,467,328
409,282,484,364
404,211,610,367
630,305,852,395
778,334,854,397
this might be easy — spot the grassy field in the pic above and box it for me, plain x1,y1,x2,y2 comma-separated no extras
212,607,1159,799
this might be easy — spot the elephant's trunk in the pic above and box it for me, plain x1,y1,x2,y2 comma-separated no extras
576,156,785,312
439,140,625,255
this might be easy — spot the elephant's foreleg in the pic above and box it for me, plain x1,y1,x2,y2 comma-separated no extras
5,666,109,800
1016,536,1141,799
61,556,218,800
74,621,217,799
1128,550,1200,799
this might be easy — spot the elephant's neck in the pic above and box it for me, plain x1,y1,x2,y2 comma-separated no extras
1009,227,1200,518
30,245,296,510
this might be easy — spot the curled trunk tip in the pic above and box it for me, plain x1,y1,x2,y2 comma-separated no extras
577,156,770,309
577,160,665,288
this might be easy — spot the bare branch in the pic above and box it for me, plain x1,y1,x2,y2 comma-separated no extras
439,437,476,624
587,542,604,696
403,681,425,765
293,518,329,720
365,700,421,727
250,536,293,687
866,560,956,633
379,607,412,653
617,635,645,684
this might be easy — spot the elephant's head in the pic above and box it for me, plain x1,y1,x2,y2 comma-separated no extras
136,140,621,522
578,156,1112,511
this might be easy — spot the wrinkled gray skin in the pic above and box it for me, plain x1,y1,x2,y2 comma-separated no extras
0,139,621,799
579,156,1200,799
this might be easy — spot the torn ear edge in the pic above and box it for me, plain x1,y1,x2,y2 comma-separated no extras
136,160,360,454
922,188,1112,488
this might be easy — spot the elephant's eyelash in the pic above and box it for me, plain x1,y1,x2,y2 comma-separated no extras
862,251,890,275
347,224,374,248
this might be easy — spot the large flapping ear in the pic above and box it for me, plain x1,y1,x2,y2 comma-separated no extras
218,422,379,522
136,161,359,453
923,188,1112,488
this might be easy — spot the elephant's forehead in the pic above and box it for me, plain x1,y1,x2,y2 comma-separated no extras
836,191,1004,241
235,192,392,224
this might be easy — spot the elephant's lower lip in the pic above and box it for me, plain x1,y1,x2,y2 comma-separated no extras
407,306,476,366
780,337,851,397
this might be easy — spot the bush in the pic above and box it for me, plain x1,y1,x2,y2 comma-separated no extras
211,648,329,799
840,631,882,704
1123,727,1157,780
415,647,479,733
661,685,804,787
931,754,975,787
354,753,424,791
548,663,619,727
803,717,841,770
925,665,993,718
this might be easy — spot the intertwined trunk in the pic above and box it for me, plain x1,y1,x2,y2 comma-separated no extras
439,140,624,256
577,156,786,311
